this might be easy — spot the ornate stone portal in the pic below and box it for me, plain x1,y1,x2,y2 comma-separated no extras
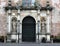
5,0,53,43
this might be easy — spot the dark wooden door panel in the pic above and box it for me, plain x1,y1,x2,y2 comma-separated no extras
22,16,36,42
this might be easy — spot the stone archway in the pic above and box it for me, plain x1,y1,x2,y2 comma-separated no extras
22,16,36,42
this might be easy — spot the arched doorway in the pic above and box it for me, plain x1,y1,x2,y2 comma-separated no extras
22,16,36,42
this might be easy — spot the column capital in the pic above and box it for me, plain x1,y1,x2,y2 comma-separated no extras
46,10,50,15
37,10,40,15
8,13,11,15
18,9,20,13
17,9,20,15
17,13,20,15
8,9,11,14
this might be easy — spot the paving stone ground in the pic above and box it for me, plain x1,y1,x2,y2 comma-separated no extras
0,43,60,46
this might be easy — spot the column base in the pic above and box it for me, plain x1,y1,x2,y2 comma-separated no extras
46,35,51,43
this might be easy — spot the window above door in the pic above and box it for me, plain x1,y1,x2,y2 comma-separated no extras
22,0,35,7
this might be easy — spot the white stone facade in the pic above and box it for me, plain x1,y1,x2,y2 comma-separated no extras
7,9,51,43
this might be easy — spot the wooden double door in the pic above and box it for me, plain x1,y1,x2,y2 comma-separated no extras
22,16,36,42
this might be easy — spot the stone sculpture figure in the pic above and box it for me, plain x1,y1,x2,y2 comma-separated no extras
12,18,17,34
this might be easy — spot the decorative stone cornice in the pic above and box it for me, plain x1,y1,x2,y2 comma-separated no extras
5,1,53,11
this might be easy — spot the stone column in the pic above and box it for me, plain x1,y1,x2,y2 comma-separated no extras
17,9,22,43
47,16,50,33
37,10,41,43
7,9,11,33
6,9,12,42
46,10,51,42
